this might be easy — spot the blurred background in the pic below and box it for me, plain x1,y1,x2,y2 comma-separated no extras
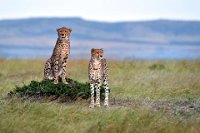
0,0,200,60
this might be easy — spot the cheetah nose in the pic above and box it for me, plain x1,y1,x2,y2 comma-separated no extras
61,34,64,36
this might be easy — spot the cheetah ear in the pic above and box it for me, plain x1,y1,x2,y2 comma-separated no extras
57,28,60,32
100,48,104,52
91,48,95,53
68,28,72,33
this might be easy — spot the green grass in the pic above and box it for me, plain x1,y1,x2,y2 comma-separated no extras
0,59,200,133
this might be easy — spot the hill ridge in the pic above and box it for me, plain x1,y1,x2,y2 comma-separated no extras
0,17,200,59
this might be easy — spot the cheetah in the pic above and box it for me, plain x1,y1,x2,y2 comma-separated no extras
88,48,110,108
44,27,72,84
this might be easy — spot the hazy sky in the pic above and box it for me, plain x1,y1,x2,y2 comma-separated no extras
0,0,199,22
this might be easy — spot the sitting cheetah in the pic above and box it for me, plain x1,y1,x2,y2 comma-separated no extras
88,48,110,108
44,27,72,84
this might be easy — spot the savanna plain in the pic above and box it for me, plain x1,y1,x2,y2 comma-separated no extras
0,59,200,133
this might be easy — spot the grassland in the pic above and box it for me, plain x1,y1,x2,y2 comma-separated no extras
0,59,200,133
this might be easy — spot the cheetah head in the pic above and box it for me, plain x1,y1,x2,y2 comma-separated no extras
57,27,72,41
91,48,104,60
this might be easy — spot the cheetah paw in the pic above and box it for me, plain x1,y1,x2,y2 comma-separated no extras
95,103,101,107
53,80,58,84
62,79,68,84
104,102,109,107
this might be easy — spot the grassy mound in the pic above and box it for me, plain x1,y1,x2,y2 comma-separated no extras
10,78,105,101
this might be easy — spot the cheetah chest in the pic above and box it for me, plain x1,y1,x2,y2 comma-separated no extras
56,43,70,76
60,43,70,57
90,61,102,81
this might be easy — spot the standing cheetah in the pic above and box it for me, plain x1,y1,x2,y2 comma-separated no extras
44,27,72,84
88,48,110,108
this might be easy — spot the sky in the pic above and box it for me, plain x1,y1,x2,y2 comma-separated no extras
0,0,199,22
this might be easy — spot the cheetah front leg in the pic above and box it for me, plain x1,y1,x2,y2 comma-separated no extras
103,78,110,107
89,81,95,108
61,56,69,84
95,80,101,107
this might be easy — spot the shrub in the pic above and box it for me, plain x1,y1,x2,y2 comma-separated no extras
10,78,105,101
149,64,165,70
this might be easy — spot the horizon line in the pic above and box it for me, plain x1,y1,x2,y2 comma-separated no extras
0,16,200,23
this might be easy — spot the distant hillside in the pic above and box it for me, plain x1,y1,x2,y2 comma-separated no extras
0,17,200,59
